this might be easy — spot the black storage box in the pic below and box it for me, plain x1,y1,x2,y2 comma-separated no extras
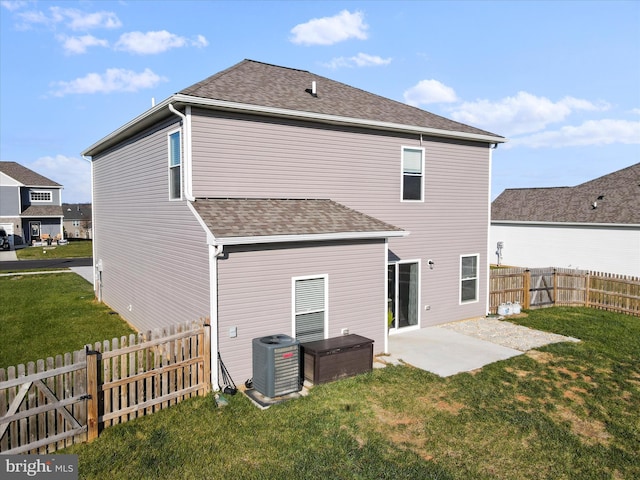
301,334,374,384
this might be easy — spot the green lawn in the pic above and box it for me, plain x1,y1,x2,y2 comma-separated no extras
62,307,640,479
0,273,135,369
15,240,93,260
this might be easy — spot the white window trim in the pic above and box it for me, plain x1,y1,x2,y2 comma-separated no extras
400,146,425,202
387,258,421,334
291,274,329,340
29,190,52,203
459,253,480,305
168,128,182,201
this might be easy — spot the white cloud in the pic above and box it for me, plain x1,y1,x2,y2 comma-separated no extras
0,1,27,12
324,53,391,69
58,34,109,55
29,155,91,203
403,79,458,106
115,30,208,54
291,10,368,46
631,108,640,115
508,119,640,148
16,6,121,30
449,91,610,137
51,68,166,96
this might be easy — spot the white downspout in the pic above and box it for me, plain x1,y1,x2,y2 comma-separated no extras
210,243,223,391
82,154,99,294
486,144,496,315
168,104,195,201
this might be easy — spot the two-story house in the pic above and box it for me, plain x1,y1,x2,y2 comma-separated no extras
82,60,505,387
0,162,64,247
63,203,93,240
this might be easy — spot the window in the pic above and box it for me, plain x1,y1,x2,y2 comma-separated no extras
30,191,52,202
72,220,80,227
168,130,182,200
460,254,479,303
293,276,327,343
401,147,424,201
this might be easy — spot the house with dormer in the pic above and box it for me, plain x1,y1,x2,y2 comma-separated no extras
491,163,640,276
0,162,64,247
82,60,505,385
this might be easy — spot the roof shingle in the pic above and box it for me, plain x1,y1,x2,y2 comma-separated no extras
191,198,404,239
180,59,502,139
0,161,62,187
491,163,640,224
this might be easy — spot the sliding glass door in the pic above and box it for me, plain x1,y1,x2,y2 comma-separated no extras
387,261,419,330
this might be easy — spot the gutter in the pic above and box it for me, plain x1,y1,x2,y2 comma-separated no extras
82,94,507,157
491,220,640,228
215,230,409,246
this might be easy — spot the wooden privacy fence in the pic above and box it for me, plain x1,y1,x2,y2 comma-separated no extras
0,321,211,454
490,267,640,317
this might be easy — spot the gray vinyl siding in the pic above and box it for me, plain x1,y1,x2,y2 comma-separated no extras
217,240,386,384
191,110,490,326
0,186,19,215
91,119,211,333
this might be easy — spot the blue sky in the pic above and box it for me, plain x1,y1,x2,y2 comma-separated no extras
1,1,639,203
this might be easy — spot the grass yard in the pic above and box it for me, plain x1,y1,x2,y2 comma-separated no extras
0,273,135,369
63,307,640,479
15,240,93,260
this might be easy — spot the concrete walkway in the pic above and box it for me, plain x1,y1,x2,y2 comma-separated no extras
379,319,580,377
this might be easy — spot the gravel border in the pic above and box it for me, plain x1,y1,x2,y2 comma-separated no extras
438,316,580,352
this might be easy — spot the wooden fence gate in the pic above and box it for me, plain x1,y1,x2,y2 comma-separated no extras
528,268,555,308
1,321,210,454
0,350,90,454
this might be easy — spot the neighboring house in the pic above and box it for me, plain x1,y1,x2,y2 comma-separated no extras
63,203,93,239
82,59,505,386
0,161,64,247
491,163,640,276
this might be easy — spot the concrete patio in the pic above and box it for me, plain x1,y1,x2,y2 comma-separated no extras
379,319,580,377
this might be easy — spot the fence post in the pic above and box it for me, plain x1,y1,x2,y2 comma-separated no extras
523,270,531,309
86,348,99,442
553,268,558,306
585,271,591,308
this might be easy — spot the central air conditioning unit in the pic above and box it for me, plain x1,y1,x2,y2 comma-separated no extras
252,334,301,398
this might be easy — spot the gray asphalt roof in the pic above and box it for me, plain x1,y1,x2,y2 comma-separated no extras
191,198,405,239
180,59,503,139
21,205,64,217
491,162,640,224
0,162,62,187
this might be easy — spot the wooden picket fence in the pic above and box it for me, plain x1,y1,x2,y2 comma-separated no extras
490,267,640,317
0,321,211,454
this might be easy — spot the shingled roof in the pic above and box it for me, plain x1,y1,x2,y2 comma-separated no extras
191,198,405,243
0,161,61,187
179,59,502,139
491,163,640,224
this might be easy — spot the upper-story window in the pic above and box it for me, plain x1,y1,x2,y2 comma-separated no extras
401,147,424,201
168,130,182,200
30,191,52,202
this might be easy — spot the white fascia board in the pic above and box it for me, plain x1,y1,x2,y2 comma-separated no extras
491,220,640,228
173,94,506,145
82,97,175,157
218,230,409,246
187,201,217,245
82,94,505,157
